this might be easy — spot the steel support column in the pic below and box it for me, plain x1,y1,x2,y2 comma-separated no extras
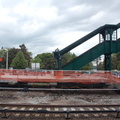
104,29,115,71
104,54,111,71
54,49,61,70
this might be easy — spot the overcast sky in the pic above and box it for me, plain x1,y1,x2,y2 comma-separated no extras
0,0,120,57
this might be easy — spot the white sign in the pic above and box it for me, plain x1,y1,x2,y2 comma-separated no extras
31,63,40,69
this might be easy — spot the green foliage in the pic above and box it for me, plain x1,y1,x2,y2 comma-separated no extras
97,62,104,70
111,53,120,70
0,49,4,57
111,53,118,69
61,52,77,66
34,53,57,69
97,53,120,70
117,61,120,70
81,62,93,70
116,53,120,61
33,52,77,69
0,44,31,69
19,44,32,67
8,48,19,68
31,57,42,63
11,51,28,69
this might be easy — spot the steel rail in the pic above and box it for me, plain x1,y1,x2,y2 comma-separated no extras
0,103,120,108
0,87,119,91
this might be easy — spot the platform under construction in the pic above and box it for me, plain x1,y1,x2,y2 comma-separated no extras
0,69,120,89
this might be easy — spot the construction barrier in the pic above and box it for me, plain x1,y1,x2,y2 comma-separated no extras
0,69,120,84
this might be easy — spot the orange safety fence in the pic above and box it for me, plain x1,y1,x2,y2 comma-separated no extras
0,69,120,84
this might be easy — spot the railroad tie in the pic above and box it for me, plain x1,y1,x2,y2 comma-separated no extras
63,107,67,111
86,107,101,117
3,107,9,109
79,107,89,117
79,107,84,116
110,107,116,110
14,107,23,117
54,108,60,117
45,108,50,117
25,108,34,117
35,113,40,117
103,107,109,110
88,107,93,111
20,107,25,110
16,107,25,117
83,114,89,117
15,113,20,117
71,107,79,117
102,113,108,117
102,107,109,117
11,107,17,110
93,113,99,117
35,108,42,117
88,107,99,117
79,107,84,111
1,107,10,118
95,107,100,111
11,107,19,117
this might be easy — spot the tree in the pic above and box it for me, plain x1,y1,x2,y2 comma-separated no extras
117,61,120,70
111,53,118,69
97,53,120,70
0,44,31,69
97,62,104,70
34,53,57,69
116,53,120,61
34,52,77,69
31,57,42,63
8,48,19,68
11,51,28,69
81,62,93,70
61,52,77,66
19,44,32,67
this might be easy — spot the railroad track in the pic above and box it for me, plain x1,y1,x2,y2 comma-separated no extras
0,104,120,119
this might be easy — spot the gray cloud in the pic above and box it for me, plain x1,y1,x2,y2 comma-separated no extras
0,0,119,57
